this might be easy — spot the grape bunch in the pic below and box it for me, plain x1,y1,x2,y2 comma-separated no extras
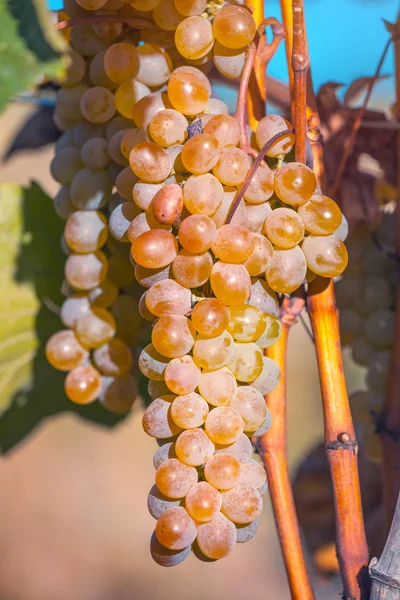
45,0,349,565
336,211,397,464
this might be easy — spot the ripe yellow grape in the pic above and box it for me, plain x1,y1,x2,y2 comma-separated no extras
221,484,263,524
149,109,188,147
75,307,116,349
131,230,178,269
133,91,172,128
153,0,184,31
193,330,235,371
203,114,240,148
172,250,213,288
120,129,148,159
255,316,282,349
297,194,343,235
145,279,192,316
264,207,305,249
185,482,222,523
301,234,348,277
152,183,183,225
164,355,201,395
227,342,263,383
155,506,197,550
175,16,214,60
155,458,198,498
171,392,209,429
65,251,108,290
115,80,150,119
274,162,317,206
210,262,251,306
167,66,211,116
198,367,237,407
205,406,244,445
183,173,223,216
129,141,171,183
60,294,91,329
152,315,196,358
227,304,266,343
139,343,170,381
265,245,307,294
143,396,183,439
175,428,215,466
242,163,274,204
212,147,251,186
211,187,246,228
65,365,102,405
45,329,88,371
181,133,220,175
103,43,140,84
239,460,267,493
174,0,206,16
93,338,132,376
64,210,108,253
213,41,246,80
211,224,254,263
92,14,124,41
231,386,267,431
178,214,217,253
197,513,237,560
212,5,256,49
244,233,273,276
191,298,230,338
136,44,173,87
80,86,116,123
204,452,241,491
256,115,295,157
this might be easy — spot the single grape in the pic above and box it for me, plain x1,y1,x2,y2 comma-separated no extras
74,122,106,150
108,202,140,243
164,355,201,395
174,0,206,16
175,428,215,466
298,194,343,235
210,262,251,306
65,365,102,405
105,115,132,140
178,214,217,254
231,386,267,431
129,141,171,183
153,442,176,469
221,484,262,524
75,307,116,349
172,250,213,288
155,459,198,499
212,5,256,49
193,330,235,371
256,115,295,157
213,41,246,80
152,184,183,225
65,251,108,290
148,484,180,520
167,66,211,116
213,147,251,186
181,133,220,175
203,114,240,148
93,338,132,376
143,396,183,439
211,187,245,228
45,329,88,371
274,162,316,206
175,16,214,60
264,207,305,249
131,230,178,269
265,245,307,294
171,392,209,429
145,279,192,316
204,452,241,490
214,433,253,463
152,315,196,358
139,343,170,381
133,181,165,211
135,264,171,289
242,203,272,233
302,234,348,278
70,168,112,210
198,367,237,407
242,163,274,204
191,298,230,338
127,210,171,243
334,213,349,242
103,43,140,84
185,482,222,523
136,43,173,87
99,374,137,414
120,129,148,159
56,84,89,121
238,460,267,493
183,173,223,216
153,0,184,31
64,210,108,253
255,315,282,348
149,109,188,148
227,342,264,383
88,278,119,308
115,80,151,119
236,520,258,543
60,294,91,328
80,86,116,123
244,234,273,276
205,406,244,445
156,506,197,551
51,147,83,186
61,49,86,88
227,304,266,343
211,224,254,263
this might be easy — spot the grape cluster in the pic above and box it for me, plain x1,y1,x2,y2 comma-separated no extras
45,0,349,564
336,212,397,464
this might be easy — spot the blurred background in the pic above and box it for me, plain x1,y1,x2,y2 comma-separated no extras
0,0,396,598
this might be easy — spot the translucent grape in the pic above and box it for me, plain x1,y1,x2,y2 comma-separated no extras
227,342,263,383
221,484,262,524
264,207,305,249
183,173,223,216
167,66,211,116
65,365,102,404
210,262,251,306
136,43,173,87
145,279,192,316
255,314,282,348
211,187,245,227
150,531,191,567
143,396,183,439
227,304,266,343
171,392,209,428
80,86,116,123
152,315,196,358
131,230,178,269
193,330,235,371
238,460,267,493
115,80,151,119
174,0,206,16
51,147,83,185
152,184,183,225
103,43,140,84
265,246,307,294
211,224,254,263
205,406,244,445
80,138,110,170
93,337,132,376
70,168,112,210
242,163,274,204
203,114,240,148
364,309,395,349
133,91,172,128
172,250,213,288
181,133,220,175
133,181,165,211
164,355,201,395
204,452,241,490
135,264,171,289
56,84,88,120
175,16,214,60
148,110,188,149
198,367,237,407
178,215,217,254
231,386,267,431
302,234,348,278
129,141,171,183
61,49,86,87
213,41,246,80
156,507,197,551
65,251,108,290
88,278,119,308
213,147,251,186
155,459,198,498
45,329,88,371
60,294,91,328
256,115,295,157
191,299,230,338
242,203,272,234
212,5,256,49
139,343,170,380
75,307,116,349
175,428,215,466
64,210,108,253
274,162,316,206
148,484,180,520
298,194,343,235
153,0,184,31
244,234,273,276
185,482,222,523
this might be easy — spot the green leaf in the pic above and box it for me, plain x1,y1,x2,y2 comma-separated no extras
0,0,67,112
0,182,125,454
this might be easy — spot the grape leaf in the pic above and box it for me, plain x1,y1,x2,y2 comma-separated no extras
0,182,125,454
0,0,66,112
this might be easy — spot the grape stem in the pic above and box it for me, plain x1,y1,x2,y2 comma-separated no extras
55,15,156,31
224,128,294,225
